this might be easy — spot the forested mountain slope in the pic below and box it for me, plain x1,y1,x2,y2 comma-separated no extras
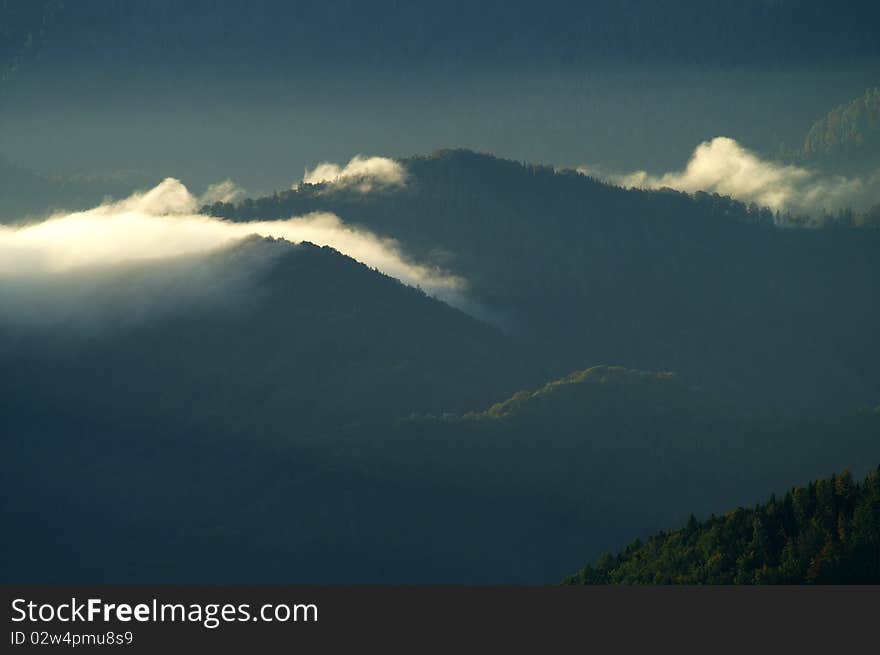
6,240,875,584
209,150,880,412
799,87,880,174
566,465,880,584
2,237,551,583
318,366,880,578
1,237,543,436
7,351,877,583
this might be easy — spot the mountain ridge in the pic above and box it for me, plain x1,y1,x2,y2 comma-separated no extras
207,149,880,413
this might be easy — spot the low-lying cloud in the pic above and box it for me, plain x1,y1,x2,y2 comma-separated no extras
579,137,880,217
0,178,464,316
301,155,407,193
0,238,285,330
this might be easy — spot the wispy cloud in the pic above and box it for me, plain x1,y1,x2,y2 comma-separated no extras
579,137,880,217
200,179,247,205
0,178,464,310
301,155,407,193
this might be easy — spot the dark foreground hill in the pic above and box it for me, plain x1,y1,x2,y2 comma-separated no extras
6,342,876,582
208,149,880,413
566,464,880,584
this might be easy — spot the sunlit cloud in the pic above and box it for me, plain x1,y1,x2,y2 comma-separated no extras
0,178,464,301
300,155,407,193
200,179,247,205
579,137,880,217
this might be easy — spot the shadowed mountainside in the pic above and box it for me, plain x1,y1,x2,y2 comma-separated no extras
4,236,876,582
0,237,543,434
209,150,880,413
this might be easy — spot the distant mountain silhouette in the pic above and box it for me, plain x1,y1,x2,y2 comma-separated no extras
339,365,879,574
6,324,877,582
209,149,880,413
5,235,875,583
5,1,880,589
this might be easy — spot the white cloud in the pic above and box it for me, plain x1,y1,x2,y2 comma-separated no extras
579,137,880,217
0,178,463,301
200,179,247,205
301,155,407,193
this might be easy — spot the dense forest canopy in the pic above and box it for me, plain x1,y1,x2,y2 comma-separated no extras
567,466,880,584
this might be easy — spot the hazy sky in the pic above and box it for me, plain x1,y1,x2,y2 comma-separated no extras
1,1,878,194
